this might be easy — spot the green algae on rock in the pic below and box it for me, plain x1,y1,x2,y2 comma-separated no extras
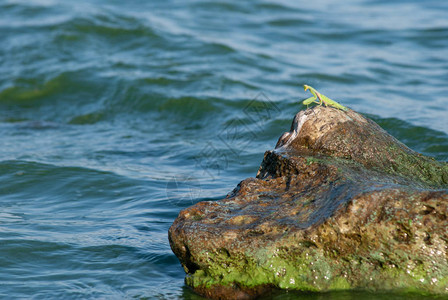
169,106,448,299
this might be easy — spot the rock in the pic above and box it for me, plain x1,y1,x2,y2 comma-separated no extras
169,106,448,299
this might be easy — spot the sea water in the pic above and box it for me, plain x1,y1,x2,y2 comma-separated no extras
0,0,447,298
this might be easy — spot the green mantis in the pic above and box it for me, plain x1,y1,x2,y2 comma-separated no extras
302,84,348,111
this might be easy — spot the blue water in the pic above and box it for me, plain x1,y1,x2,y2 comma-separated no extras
0,0,447,298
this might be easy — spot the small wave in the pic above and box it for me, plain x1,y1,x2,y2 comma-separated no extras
0,76,63,105
0,160,132,198
254,2,304,13
406,26,448,49
188,1,251,14
267,18,312,27
366,115,448,161
68,112,105,125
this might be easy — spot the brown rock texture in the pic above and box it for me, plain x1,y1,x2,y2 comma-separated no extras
169,106,448,299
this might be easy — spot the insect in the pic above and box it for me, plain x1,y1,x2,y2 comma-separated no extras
302,85,348,111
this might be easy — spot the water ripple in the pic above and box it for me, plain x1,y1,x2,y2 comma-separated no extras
0,0,447,298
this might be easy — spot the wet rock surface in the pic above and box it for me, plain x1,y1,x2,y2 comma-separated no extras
169,106,448,299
